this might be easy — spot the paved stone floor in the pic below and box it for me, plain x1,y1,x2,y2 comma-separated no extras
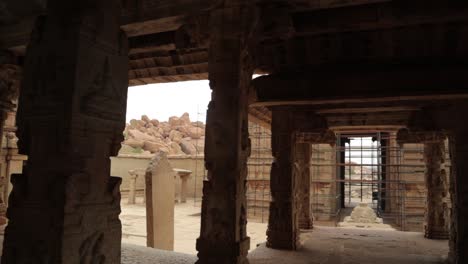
249,227,449,264
121,199,448,264
0,200,449,263
121,197,268,254
121,226,448,264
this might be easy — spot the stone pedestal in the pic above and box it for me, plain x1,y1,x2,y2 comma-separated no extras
1,1,128,263
145,151,175,251
267,108,298,250
196,4,254,264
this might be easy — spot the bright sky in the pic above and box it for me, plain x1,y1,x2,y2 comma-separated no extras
126,80,211,123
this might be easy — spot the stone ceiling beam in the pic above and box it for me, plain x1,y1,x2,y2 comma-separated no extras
252,63,468,106
292,1,468,36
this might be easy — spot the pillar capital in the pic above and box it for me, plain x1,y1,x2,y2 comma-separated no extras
295,130,336,146
0,63,20,113
396,129,446,145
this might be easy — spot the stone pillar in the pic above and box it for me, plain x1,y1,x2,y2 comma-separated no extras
1,1,128,263
174,169,192,203
397,130,449,239
145,151,175,250
294,143,312,230
196,3,255,264
267,108,297,250
424,140,449,239
0,61,20,226
128,170,138,205
446,124,468,264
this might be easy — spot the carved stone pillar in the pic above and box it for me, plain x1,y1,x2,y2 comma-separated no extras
0,62,20,226
267,108,297,250
446,123,468,264
294,143,312,230
424,140,449,239
1,1,128,263
397,130,449,239
196,3,255,264
295,129,336,229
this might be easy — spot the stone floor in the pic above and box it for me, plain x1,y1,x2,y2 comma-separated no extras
121,199,448,264
0,200,449,263
249,227,448,264
121,197,268,254
121,226,448,264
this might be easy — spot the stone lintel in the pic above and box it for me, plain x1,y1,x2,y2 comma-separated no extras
396,129,446,145
295,130,336,146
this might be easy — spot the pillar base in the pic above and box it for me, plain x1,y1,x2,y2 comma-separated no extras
196,237,250,264
425,226,449,240
266,229,298,250
298,219,313,230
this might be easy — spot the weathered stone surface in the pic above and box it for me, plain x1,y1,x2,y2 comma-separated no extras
424,140,450,240
122,113,206,155
346,203,383,224
169,130,184,143
124,138,145,148
187,126,204,139
1,0,128,262
267,108,298,250
180,139,197,155
196,3,255,263
143,140,169,153
294,143,313,230
145,151,175,251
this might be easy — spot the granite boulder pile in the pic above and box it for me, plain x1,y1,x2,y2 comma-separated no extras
121,113,205,156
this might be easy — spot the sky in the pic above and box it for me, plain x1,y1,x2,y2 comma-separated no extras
126,80,211,123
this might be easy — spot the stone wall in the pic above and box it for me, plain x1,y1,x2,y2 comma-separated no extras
111,155,206,200
310,144,339,222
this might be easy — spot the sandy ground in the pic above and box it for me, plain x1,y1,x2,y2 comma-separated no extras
121,197,268,254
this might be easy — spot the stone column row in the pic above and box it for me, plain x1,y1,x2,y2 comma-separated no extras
267,109,335,249
2,0,129,263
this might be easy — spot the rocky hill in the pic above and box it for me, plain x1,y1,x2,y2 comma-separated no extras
120,113,205,156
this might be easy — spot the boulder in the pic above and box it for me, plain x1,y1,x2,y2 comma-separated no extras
141,115,151,124
123,138,145,148
169,142,184,155
150,119,160,127
129,119,139,128
191,121,205,128
128,129,154,142
169,116,183,127
186,126,204,139
143,140,168,153
180,112,191,125
180,139,197,155
169,130,184,143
